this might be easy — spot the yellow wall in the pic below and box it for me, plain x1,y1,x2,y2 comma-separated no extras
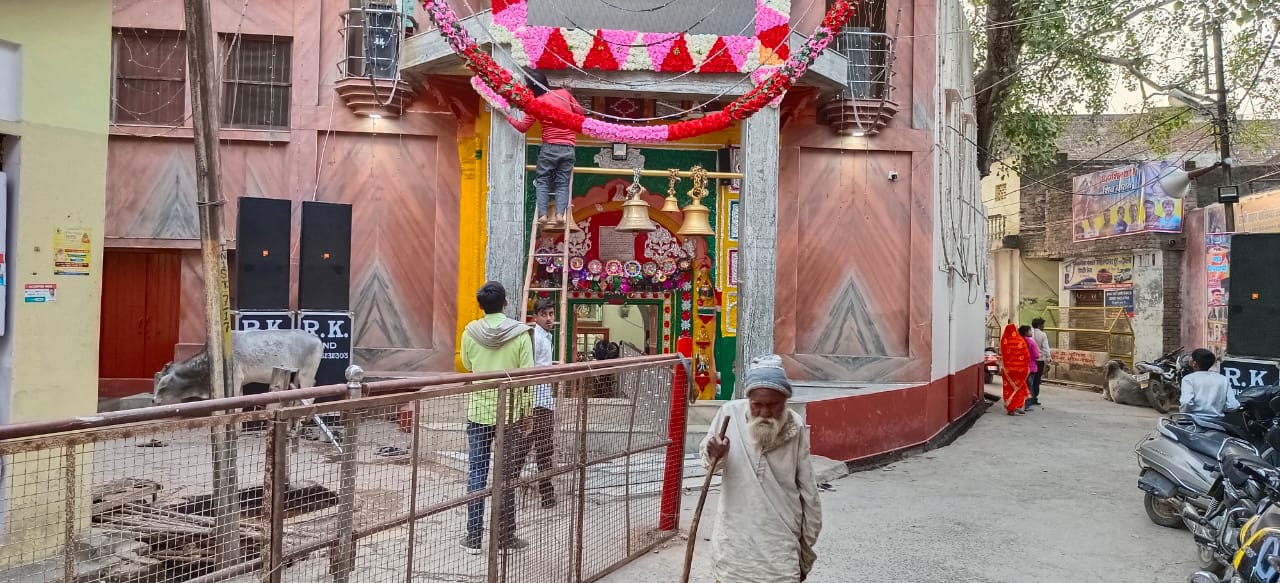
0,0,108,421
0,0,111,565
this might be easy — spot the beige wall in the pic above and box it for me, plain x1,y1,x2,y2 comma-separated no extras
0,1,109,422
0,0,111,565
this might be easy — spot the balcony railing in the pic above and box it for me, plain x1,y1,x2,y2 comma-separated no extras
834,29,894,102
988,215,1007,242
336,4,418,117
820,29,897,136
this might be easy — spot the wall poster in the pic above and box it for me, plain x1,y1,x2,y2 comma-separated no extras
1071,161,1184,241
53,226,92,276
1062,255,1135,290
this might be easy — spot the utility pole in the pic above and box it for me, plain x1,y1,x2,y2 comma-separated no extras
183,0,241,564
1211,20,1236,232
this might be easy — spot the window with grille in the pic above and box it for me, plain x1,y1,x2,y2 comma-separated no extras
994,183,1008,200
221,35,292,130
112,29,187,126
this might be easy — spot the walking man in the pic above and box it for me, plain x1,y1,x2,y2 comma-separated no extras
529,298,558,508
701,355,822,582
1029,317,1052,406
459,281,535,554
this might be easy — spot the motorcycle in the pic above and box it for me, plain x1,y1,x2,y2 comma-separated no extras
984,348,1000,384
1134,347,1189,414
1186,448,1280,582
1136,391,1280,529
1136,415,1242,529
1182,436,1280,577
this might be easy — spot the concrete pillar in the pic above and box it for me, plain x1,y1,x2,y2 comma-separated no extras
734,106,780,396
484,49,528,318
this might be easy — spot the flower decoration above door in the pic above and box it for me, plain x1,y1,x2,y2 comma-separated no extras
488,0,792,74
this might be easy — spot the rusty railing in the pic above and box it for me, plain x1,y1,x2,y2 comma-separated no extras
0,355,688,583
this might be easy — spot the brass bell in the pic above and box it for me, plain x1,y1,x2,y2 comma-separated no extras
661,169,682,212
615,180,656,233
677,165,715,237
678,202,713,236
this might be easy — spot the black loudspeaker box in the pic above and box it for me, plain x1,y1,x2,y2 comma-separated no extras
235,197,292,310
1227,234,1280,358
299,201,353,311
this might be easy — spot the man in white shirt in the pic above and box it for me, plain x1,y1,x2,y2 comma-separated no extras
529,298,558,508
1029,318,1052,406
1181,348,1239,418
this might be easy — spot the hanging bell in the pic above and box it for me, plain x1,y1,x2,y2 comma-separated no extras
677,165,715,237
662,169,682,212
615,188,656,233
677,201,714,236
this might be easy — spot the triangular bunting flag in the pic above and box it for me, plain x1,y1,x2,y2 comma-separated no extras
659,34,696,72
699,37,739,73
583,32,620,70
537,28,575,69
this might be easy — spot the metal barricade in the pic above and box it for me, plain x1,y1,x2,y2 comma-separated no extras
0,355,687,583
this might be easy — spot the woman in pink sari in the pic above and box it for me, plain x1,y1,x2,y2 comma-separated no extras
1019,325,1040,411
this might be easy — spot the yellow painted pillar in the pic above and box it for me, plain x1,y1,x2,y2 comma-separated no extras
454,106,492,371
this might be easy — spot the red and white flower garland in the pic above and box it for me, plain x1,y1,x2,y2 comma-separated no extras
423,0,860,143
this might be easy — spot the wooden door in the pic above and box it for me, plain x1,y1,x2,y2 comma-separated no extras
99,249,181,397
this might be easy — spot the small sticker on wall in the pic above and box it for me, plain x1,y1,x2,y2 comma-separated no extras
23,283,55,303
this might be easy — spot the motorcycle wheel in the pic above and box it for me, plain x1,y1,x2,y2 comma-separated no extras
1197,544,1226,575
984,371,993,384
1144,493,1185,529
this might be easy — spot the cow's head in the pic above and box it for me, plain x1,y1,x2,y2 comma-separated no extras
153,355,212,405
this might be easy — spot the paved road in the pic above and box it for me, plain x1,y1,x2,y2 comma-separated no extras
605,384,1201,582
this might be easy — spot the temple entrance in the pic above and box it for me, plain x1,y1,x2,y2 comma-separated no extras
522,144,736,399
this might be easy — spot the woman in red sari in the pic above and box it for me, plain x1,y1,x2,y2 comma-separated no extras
999,324,1031,415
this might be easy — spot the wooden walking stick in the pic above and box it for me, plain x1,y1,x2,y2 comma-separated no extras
682,416,731,583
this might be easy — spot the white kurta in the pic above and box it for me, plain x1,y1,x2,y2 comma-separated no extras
699,400,823,583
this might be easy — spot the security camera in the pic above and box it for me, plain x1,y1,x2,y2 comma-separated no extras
888,171,899,181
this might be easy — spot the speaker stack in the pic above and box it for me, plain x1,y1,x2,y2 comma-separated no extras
234,197,294,398
234,198,355,398
298,202,355,391
1227,234,1280,359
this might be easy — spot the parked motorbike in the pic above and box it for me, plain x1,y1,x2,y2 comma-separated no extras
984,348,1000,384
1135,347,1190,414
1186,447,1280,583
1136,415,1242,529
1136,390,1280,530
1181,435,1279,576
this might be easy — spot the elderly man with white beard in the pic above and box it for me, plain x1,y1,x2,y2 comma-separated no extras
701,355,822,582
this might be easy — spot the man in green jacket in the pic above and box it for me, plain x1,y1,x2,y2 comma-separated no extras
460,281,535,554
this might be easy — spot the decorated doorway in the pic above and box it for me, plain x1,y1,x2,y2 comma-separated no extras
523,146,731,399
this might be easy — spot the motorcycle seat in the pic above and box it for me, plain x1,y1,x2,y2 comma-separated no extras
1163,421,1234,460
1222,449,1272,488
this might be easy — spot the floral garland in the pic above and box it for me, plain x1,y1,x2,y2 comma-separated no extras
423,0,860,143
487,0,792,74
